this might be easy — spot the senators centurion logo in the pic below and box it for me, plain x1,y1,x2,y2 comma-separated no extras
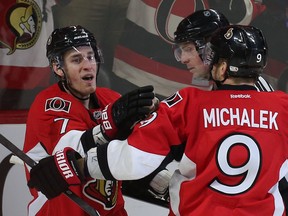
83,179,119,210
0,0,42,54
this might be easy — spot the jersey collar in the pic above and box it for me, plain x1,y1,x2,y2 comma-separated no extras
217,84,257,91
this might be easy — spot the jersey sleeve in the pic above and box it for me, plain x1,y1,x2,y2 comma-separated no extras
128,88,191,153
94,89,190,180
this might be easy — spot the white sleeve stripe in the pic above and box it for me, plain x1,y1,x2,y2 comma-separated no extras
255,76,274,92
53,130,86,157
107,140,165,180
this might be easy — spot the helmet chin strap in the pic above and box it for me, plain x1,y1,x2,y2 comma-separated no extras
58,68,90,101
62,81,90,101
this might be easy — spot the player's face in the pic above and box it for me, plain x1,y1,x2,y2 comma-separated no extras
175,42,210,80
62,46,98,98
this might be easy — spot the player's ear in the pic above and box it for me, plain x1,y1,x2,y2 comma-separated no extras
53,64,64,78
219,61,228,79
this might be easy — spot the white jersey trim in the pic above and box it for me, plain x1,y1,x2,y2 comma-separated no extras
28,192,48,216
107,139,165,180
269,159,288,216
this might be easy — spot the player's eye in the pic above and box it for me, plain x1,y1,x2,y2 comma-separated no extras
71,56,83,64
182,45,196,53
86,54,96,62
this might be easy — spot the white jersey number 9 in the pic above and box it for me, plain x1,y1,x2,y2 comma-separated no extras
210,134,261,195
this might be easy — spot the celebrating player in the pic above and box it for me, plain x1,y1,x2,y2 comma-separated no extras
126,9,276,204
27,25,288,215
173,9,274,92
23,25,158,216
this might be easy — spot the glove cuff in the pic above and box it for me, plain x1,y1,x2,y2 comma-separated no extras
54,147,84,185
100,104,118,140
92,125,109,145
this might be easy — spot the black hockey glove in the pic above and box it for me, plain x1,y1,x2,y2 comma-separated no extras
28,148,84,199
101,85,158,140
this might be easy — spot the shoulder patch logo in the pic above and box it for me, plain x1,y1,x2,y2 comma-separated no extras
45,97,71,113
163,91,183,107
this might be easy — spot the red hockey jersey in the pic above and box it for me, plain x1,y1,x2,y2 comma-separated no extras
23,82,127,216
95,85,288,216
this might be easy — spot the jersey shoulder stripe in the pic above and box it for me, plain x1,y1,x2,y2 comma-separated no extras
255,76,274,92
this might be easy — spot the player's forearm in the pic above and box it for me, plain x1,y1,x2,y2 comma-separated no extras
84,141,167,181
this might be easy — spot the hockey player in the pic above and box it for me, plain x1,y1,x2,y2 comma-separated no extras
27,25,288,215
173,10,288,209
125,9,276,204
23,25,158,216
173,9,274,92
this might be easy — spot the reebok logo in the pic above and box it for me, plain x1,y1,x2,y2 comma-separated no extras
56,150,74,179
230,94,251,99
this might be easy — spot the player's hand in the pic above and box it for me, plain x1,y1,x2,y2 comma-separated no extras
101,85,158,140
28,148,84,199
